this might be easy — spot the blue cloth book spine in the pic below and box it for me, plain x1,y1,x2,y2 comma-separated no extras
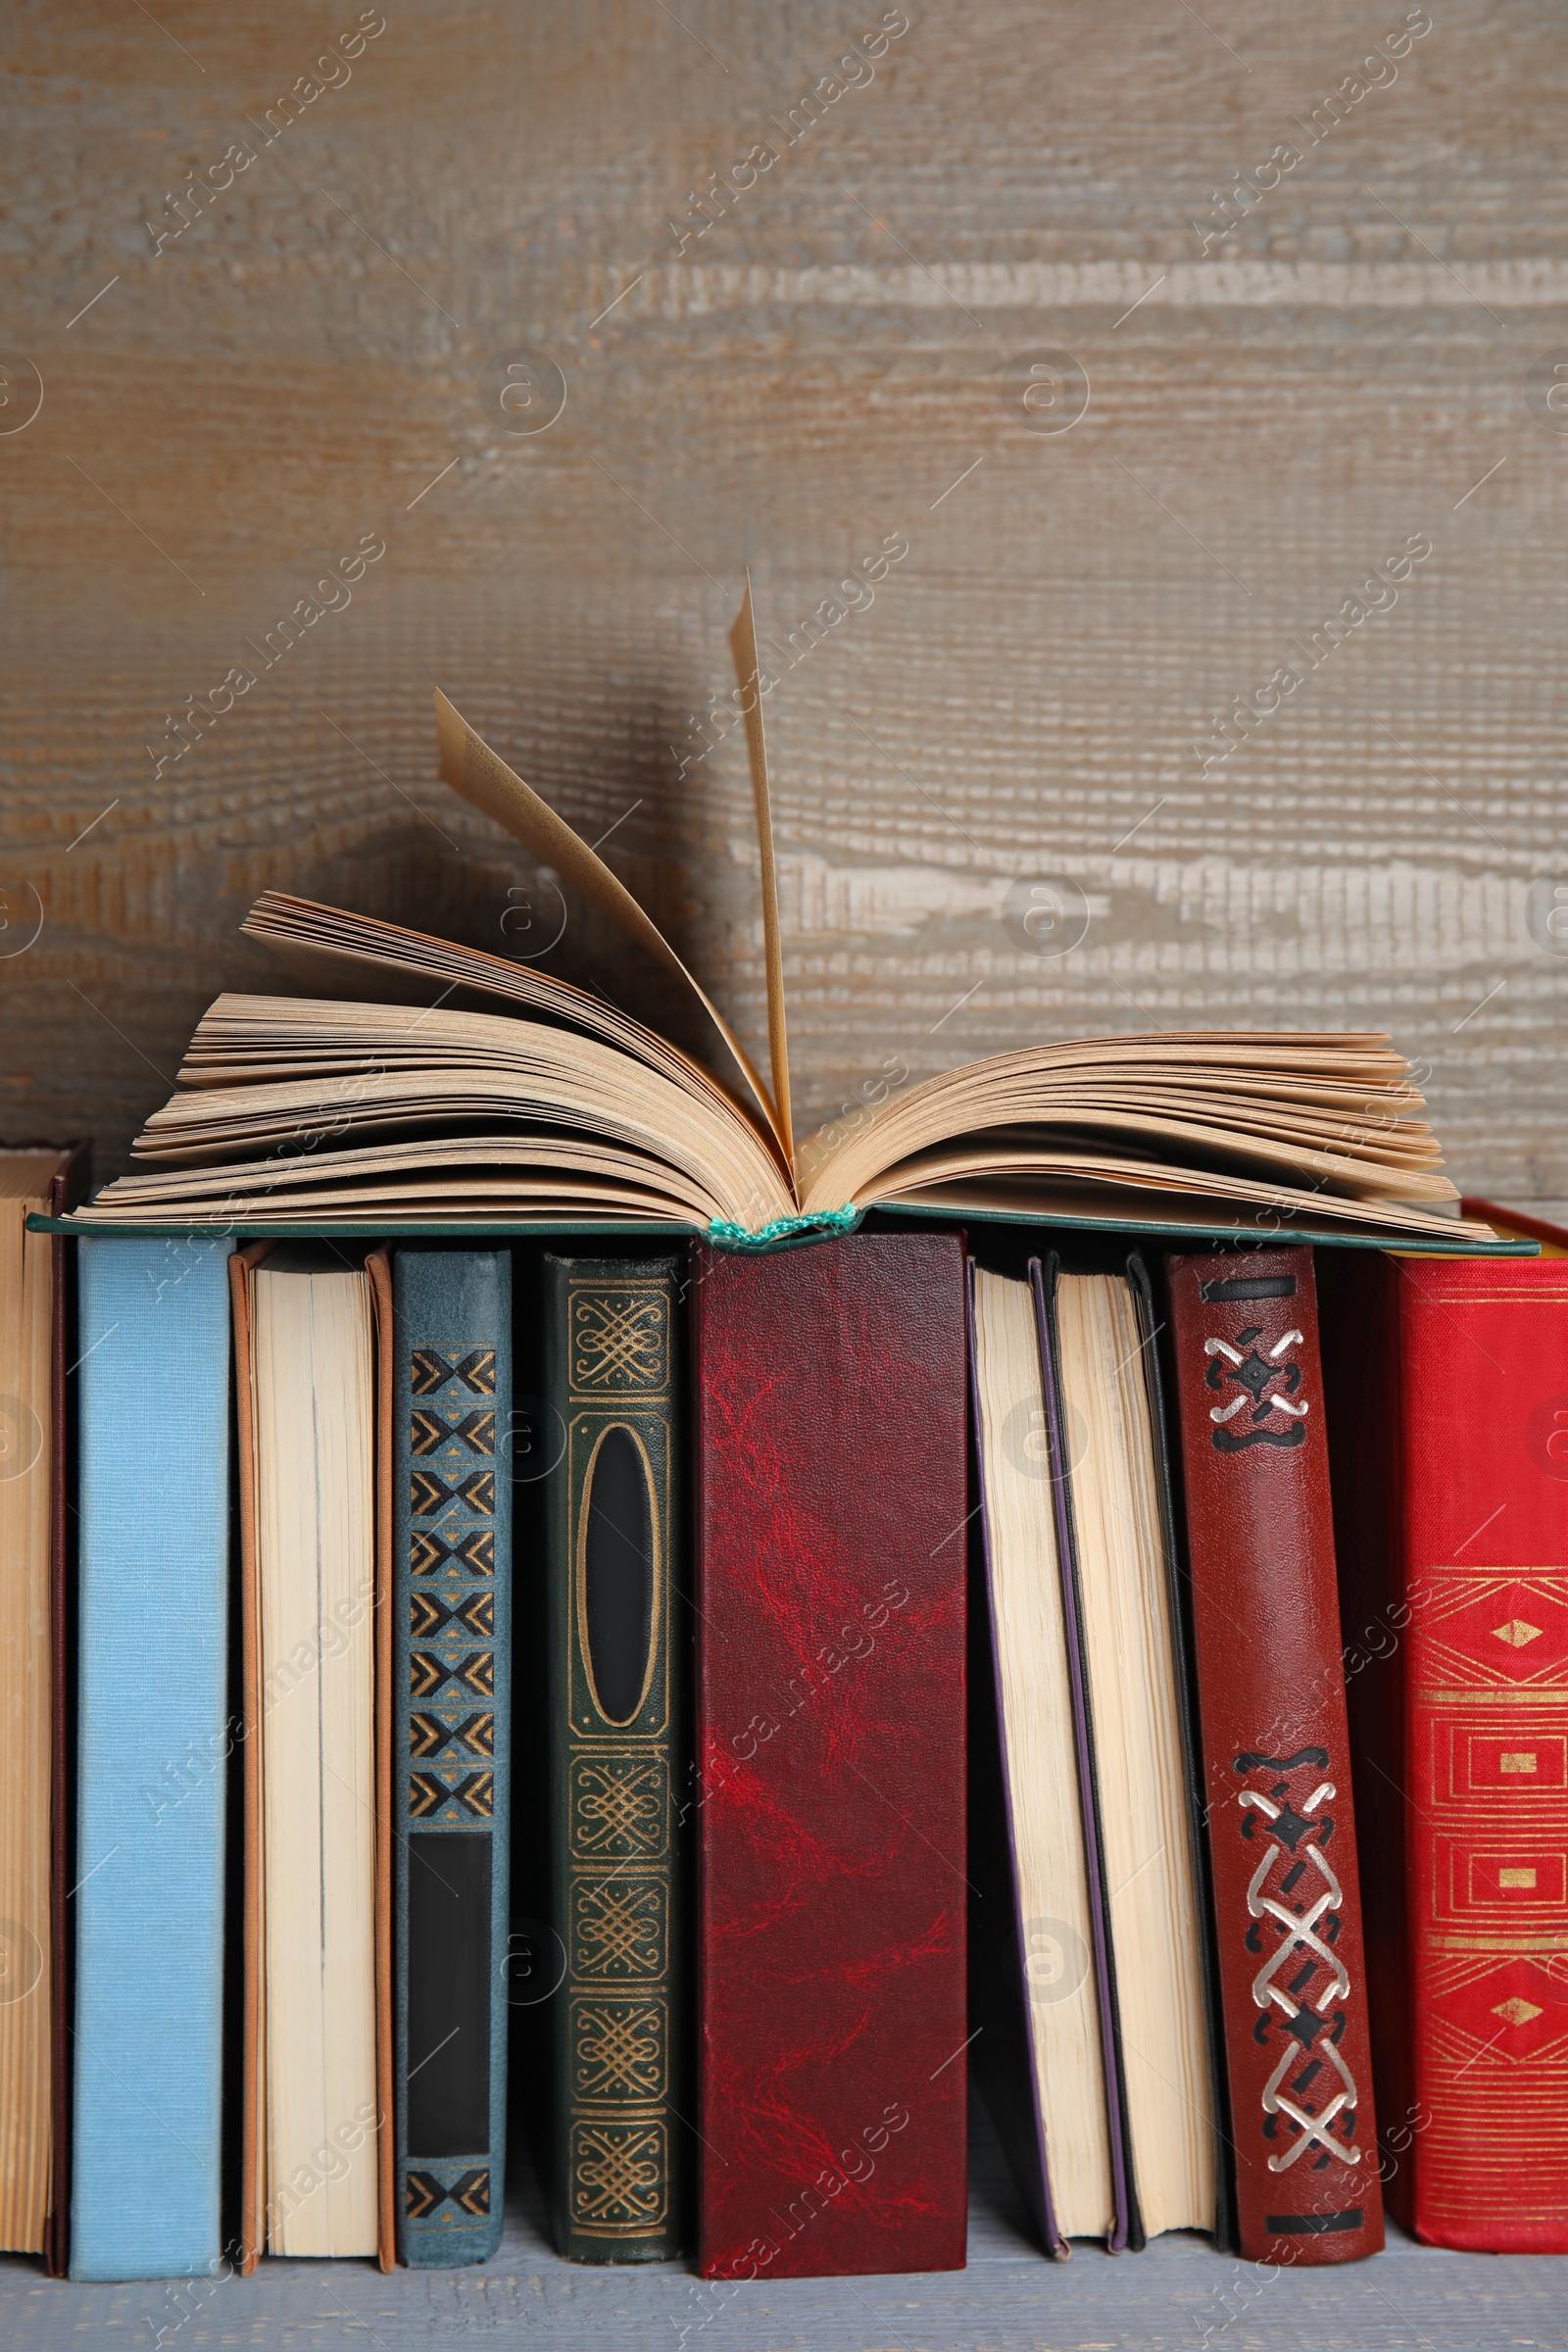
393,1250,511,2266
70,1234,234,2281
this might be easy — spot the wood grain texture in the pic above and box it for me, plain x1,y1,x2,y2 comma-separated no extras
2,1,1566,1188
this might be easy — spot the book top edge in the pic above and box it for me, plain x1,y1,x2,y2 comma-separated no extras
24,1211,1539,1257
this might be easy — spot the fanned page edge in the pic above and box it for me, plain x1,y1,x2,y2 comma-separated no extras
796,1032,1461,1221
430,688,792,1176
727,577,794,1165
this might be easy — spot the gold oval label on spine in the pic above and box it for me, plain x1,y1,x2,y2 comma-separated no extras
576,1421,660,1728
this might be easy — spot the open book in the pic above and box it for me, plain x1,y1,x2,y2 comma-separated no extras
86,588,1491,1247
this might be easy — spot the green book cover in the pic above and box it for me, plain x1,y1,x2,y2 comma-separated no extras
543,1252,685,2261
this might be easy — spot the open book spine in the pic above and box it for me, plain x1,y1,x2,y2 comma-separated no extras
1165,1247,1382,2263
544,1252,685,2261
392,1250,511,2267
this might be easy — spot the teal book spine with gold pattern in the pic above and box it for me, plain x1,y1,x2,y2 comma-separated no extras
392,1250,511,2267
544,1252,684,2261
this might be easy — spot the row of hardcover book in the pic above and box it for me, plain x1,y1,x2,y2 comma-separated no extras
0,1151,1564,2278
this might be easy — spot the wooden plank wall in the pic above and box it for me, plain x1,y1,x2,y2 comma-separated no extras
3,0,1565,1190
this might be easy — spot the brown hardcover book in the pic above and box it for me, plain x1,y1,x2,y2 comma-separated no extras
0,1142,86,2274
1165,1247,1383,2264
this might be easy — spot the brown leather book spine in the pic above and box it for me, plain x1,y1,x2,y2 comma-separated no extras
1165,1247,1383,2264
45,1145,88,2280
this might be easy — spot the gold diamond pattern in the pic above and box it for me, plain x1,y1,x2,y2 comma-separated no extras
571,1755,667,1859
571,1998,665,2099
575,1879,664,1978
570,2123,666,2229
570,1293,667,1392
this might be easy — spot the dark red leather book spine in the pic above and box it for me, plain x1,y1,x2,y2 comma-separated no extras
1325,1251,1568,2253
690,1233,968,2281
1165,1247,1383,2264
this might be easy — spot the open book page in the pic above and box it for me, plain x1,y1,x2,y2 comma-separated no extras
88,1137,713,1225
116,995,794,1230
74,647,1505,1247
242,894,760,1131
727,579,794,1165
867,1164,1495,1245
432,689,790,1172
796,1032,1493,1241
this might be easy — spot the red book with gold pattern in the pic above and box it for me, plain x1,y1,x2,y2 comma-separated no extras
689,1232,968,2281
1322,1214,1568,2253
1166,1247,1384,2263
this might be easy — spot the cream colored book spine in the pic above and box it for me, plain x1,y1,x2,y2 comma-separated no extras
254,1259,379,2258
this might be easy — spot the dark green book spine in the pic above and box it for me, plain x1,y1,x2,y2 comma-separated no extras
393,1249,511,2267
544,1253,684,2260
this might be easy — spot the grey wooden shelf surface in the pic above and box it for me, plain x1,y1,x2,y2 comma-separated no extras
6,2094,1566,2352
